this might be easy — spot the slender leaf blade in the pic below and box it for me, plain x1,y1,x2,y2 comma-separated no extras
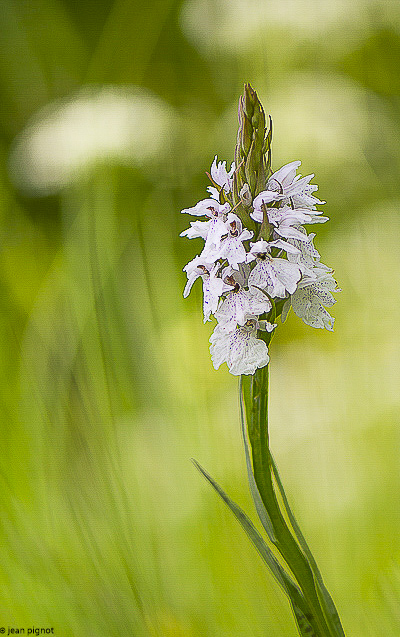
192,459,299,599
271,456,346,637
293,605,318,637
192,459,323,636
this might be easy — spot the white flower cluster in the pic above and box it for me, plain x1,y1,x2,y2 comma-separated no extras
181,156,339,375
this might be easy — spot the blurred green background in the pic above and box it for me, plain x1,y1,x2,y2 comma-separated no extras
0,0,400,635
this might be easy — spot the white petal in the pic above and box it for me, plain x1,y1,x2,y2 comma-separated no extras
210,156,235,193
209,326,230,370
207,185,220,200
248,261,277,294
275,225,310,241
183,254,215,275
291,284,336,331
268,239,301,254
181,198,230,217
227,329,270,375
203,218,229,253
272,259,302,295
268,161,301,189
210,323,270,375
180,219,211,240
284,174,314,197
215,288,270,328
250,208,263,223
253,190,280,210
219,237,248,269
183,273,198,298
203,275,224,322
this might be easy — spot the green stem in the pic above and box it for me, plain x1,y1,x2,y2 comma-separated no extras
241,369,339,637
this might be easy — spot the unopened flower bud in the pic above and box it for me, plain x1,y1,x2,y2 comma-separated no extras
239,183,252,207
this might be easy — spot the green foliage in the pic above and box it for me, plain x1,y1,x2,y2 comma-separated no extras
0,0,400,635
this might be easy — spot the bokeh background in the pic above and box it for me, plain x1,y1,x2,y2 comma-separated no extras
1,0,400,635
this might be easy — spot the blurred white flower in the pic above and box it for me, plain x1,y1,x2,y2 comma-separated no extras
9,86,177,194
181,0,369,55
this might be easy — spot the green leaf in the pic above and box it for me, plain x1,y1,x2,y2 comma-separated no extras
191,459,299,600
293,605,318,637
192,459,324,636
271,457,346,637
263,115,273,176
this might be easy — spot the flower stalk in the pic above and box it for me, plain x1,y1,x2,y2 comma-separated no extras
241,369,345,636
182,84,344,636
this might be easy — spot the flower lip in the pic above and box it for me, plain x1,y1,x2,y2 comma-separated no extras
248,239,271,255
229,220,238,236
243,318,257,330
181,198,231,217
224,275,240,291
207,205,219,217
